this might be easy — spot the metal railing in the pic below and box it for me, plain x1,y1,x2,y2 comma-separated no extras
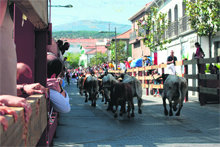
130,16,192,42
129,31,137,41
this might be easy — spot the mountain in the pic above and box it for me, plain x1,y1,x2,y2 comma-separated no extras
52,20,131,33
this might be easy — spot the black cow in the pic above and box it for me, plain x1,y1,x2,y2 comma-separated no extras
121,74,143,114
81,75,99,107
110,82,134,118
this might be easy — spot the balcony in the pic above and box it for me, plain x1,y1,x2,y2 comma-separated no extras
165,15,191,39
179,15,191,34
129,16,192,44
129,31,137,44
138,27,146,36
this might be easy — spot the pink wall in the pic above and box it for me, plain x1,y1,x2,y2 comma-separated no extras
15,5,35,84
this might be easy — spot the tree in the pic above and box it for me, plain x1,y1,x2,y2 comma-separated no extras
89,52,108,66
184,0,220,57
138,7,170,52
108,40,127,62
64,52,81,68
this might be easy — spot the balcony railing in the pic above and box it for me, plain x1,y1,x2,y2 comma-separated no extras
179,15,191,34
130,31,137,41
138,27,146,36
130,16,192,43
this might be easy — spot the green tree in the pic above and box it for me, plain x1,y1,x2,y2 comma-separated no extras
108,40,127,62
138,7,170,52
64,52,81,68
184,0,220,57
89,52,108,66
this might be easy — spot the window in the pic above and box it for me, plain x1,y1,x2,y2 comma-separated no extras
134,41,140,48
168,9,172,23
182,2,186,16
174,5,178,35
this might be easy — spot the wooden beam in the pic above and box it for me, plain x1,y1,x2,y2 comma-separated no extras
12,0,48,29
184,74,198,79
199,57,218,64
183,59,197,65
175,60,183,66
0,94,47,146
188,86,199,92
159,64,167,68
199,74,219,80
200,86,218,95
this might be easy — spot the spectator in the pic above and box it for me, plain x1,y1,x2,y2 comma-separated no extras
167,50,177,75
56,39,63,51
194,42,205,74
143,55,152,66
119,61,126,70
209,63,219,74
152,69,160,97
0,4,46,130
66,71,70,85
17,62,32,80
61,42,70,55
47,54,71,113
124,60,131,69
108,62,114,69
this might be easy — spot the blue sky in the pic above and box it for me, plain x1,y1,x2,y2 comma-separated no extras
51,0,151,26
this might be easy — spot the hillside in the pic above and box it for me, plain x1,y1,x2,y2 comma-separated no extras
52,19,131,33
52,31,119,39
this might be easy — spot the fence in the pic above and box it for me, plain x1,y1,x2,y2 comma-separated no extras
0,95,47,146
107,56,220,104
0,93,58,146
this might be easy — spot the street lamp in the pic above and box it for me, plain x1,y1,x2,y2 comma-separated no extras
50,4,73,8
48,0,73,23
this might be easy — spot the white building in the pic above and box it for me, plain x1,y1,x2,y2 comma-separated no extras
148,0,220,68
132,0,220,97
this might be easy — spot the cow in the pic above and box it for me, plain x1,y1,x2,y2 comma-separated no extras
102,74,119,110
97,75,106,104
162,74,188,116
110,82,134,118
77,76,85,96
121,74,143,114
81,75,99,107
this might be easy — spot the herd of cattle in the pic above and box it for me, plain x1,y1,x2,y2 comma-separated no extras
77,73,188,118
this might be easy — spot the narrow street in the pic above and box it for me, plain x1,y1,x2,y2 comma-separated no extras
53,80,220,147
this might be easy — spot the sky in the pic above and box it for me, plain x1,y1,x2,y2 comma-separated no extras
51,0,152,26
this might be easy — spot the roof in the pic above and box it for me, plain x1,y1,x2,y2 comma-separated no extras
86,46,107,55
61,38,97,44
111,29,132,41
128,2,152,21
115,29,132,39
82,45,96,49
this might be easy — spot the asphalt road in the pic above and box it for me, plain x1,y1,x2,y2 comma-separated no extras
53,80,220,147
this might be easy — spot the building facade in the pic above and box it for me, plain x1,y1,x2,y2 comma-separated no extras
129,0,220,97
129,2,152,60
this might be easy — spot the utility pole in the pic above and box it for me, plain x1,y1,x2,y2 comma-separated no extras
115,27,117,69
107,23,110,62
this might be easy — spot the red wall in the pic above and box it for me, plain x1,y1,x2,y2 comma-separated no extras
15,5,35,84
